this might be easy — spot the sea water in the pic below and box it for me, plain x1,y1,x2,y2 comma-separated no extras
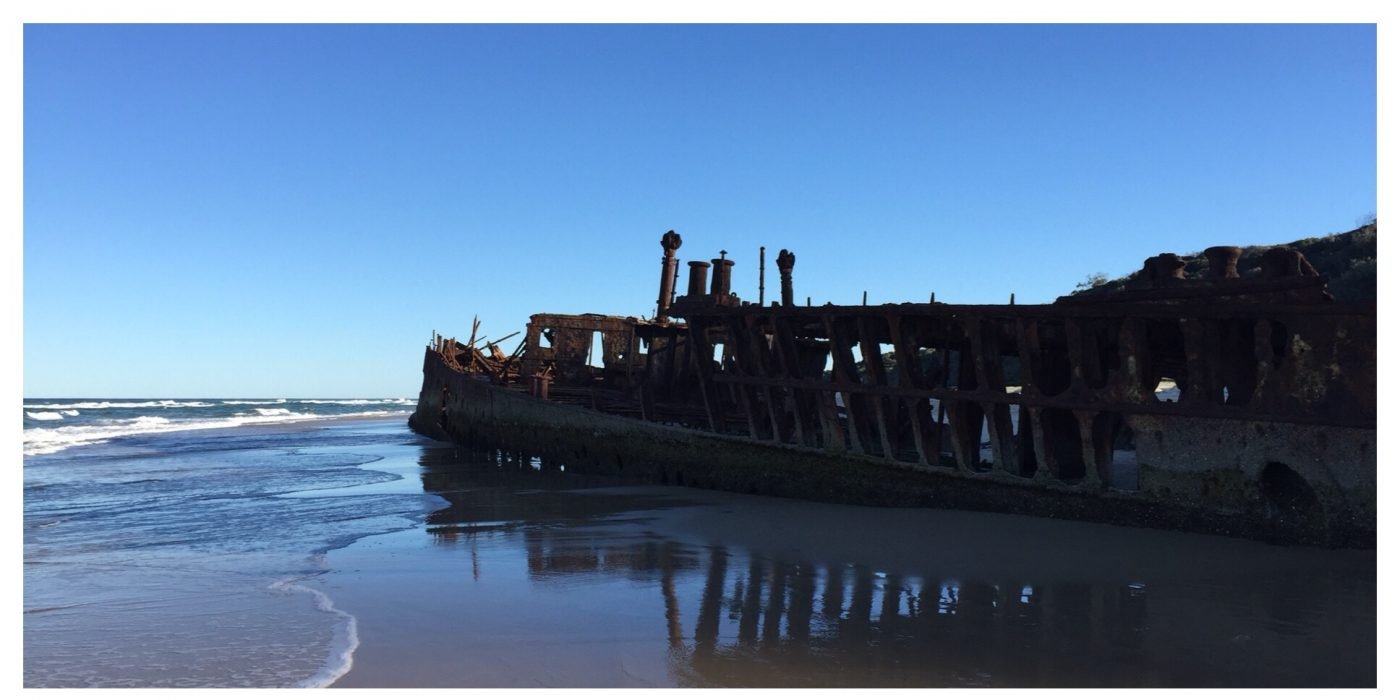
23,398,418,456
22,401,433,687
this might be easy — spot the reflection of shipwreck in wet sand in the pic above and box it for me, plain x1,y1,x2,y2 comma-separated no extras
416,465,1371,688
668,548,1357,687
411,231,1375,546
543,540,1164,687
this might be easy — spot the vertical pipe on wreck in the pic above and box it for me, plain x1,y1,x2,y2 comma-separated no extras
656,230,683,321
711,251,734,299
777,249,796,307
688,261,711,298
759,246,766,306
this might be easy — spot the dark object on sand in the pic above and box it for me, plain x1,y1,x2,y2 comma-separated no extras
411,230,1375,547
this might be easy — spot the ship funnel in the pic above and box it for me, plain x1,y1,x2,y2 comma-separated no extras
777,249,796,306
1141,253,1186,286
656,231,683,321
687,261,711,298
1262,247,1319,279
1204,246,1242,279
710,251,735,298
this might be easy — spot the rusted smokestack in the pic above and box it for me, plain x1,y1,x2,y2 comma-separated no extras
1262,247,1319,279
777,249,796,306
710,250,734,298
655,230,683,321
1141,253,1186,287
715,260,735,297
687,261,711,297
1203,246,1242,279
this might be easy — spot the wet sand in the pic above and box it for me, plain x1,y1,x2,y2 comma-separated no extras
321,442,1375,688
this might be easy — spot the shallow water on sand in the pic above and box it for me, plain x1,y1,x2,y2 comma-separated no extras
24,417,1376,687
326,441,1376,688
23,418,440,687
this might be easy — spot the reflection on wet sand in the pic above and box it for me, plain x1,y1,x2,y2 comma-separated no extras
408,443,1374,688
679,553,1158,686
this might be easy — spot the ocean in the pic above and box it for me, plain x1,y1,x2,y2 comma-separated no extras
22,399,1377,688
23,398,417,456
22,400,429,687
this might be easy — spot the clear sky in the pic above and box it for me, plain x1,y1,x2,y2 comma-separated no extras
22,23,1376,398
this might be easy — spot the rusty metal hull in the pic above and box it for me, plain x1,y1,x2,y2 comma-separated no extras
410,344,1374,547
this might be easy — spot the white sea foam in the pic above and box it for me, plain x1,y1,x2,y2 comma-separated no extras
26,412,65,421
254,408,297,417
298,399,396,405
23,400,216,410
224,399,410,406
272,568,359,688
22,410,408,456
61,409,79,416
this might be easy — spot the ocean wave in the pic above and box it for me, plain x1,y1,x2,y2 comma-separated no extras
298,399,408,406
26,412,65,421
25,399,413,410
22,400,217,410
254,408,297,417
62,410,79,416
273,569,359,688
22,410,408,456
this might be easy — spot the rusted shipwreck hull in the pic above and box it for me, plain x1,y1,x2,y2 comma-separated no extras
410,235,1376,547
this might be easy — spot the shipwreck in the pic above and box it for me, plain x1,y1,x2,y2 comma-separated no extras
410,232,1376,547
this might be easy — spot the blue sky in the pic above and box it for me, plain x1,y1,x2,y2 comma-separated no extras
23,24,1376,398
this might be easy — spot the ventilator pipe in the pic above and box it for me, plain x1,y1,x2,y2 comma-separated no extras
655,231,683,321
